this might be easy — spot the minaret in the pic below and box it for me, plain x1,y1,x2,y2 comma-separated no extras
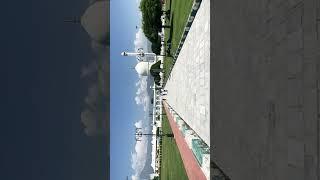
121,51,156,57
121,48,156,60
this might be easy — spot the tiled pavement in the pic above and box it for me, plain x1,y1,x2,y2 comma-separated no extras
164,0,210,146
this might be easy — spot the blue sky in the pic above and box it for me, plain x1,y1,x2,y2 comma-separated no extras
110,0,148,179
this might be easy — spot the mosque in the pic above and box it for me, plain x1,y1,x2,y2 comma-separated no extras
81,1,109,45
65,0,109,46
121,49,163,85
135,61,153,76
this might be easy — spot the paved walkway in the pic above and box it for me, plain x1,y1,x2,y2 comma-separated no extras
163,102,206,180
164,0,210,146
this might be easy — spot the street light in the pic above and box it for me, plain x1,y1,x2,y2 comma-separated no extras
134,127,173,142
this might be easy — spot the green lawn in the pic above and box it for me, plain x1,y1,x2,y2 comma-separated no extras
160,114,188,180
163,57,174,82
163,0,194,82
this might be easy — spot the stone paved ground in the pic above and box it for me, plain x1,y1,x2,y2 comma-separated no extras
164,0,210,146
211,0,320,179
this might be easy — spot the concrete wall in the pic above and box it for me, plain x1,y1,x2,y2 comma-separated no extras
211,0,320,179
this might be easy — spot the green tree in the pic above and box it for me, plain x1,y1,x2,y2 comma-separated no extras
140,0,162,43
150,61,161,85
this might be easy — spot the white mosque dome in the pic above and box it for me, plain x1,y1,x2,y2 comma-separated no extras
81,1,109,44
135,62,150,76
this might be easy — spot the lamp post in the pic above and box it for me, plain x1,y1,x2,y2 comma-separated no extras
135,127,173,142
149,112,166,116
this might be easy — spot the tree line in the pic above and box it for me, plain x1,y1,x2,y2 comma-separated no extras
140,0,162,54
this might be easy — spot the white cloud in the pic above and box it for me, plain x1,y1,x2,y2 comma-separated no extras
136,0,142,17
80,61,98,78
131,63,154,179
88,0,96,4
134,76,150,112
131,120,149,179
130,8,154,180
80,109,98,136
134,28,151,52
80,28,109,137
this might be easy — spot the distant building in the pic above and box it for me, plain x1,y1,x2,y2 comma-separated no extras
81,1,109,45
65,1,109,45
